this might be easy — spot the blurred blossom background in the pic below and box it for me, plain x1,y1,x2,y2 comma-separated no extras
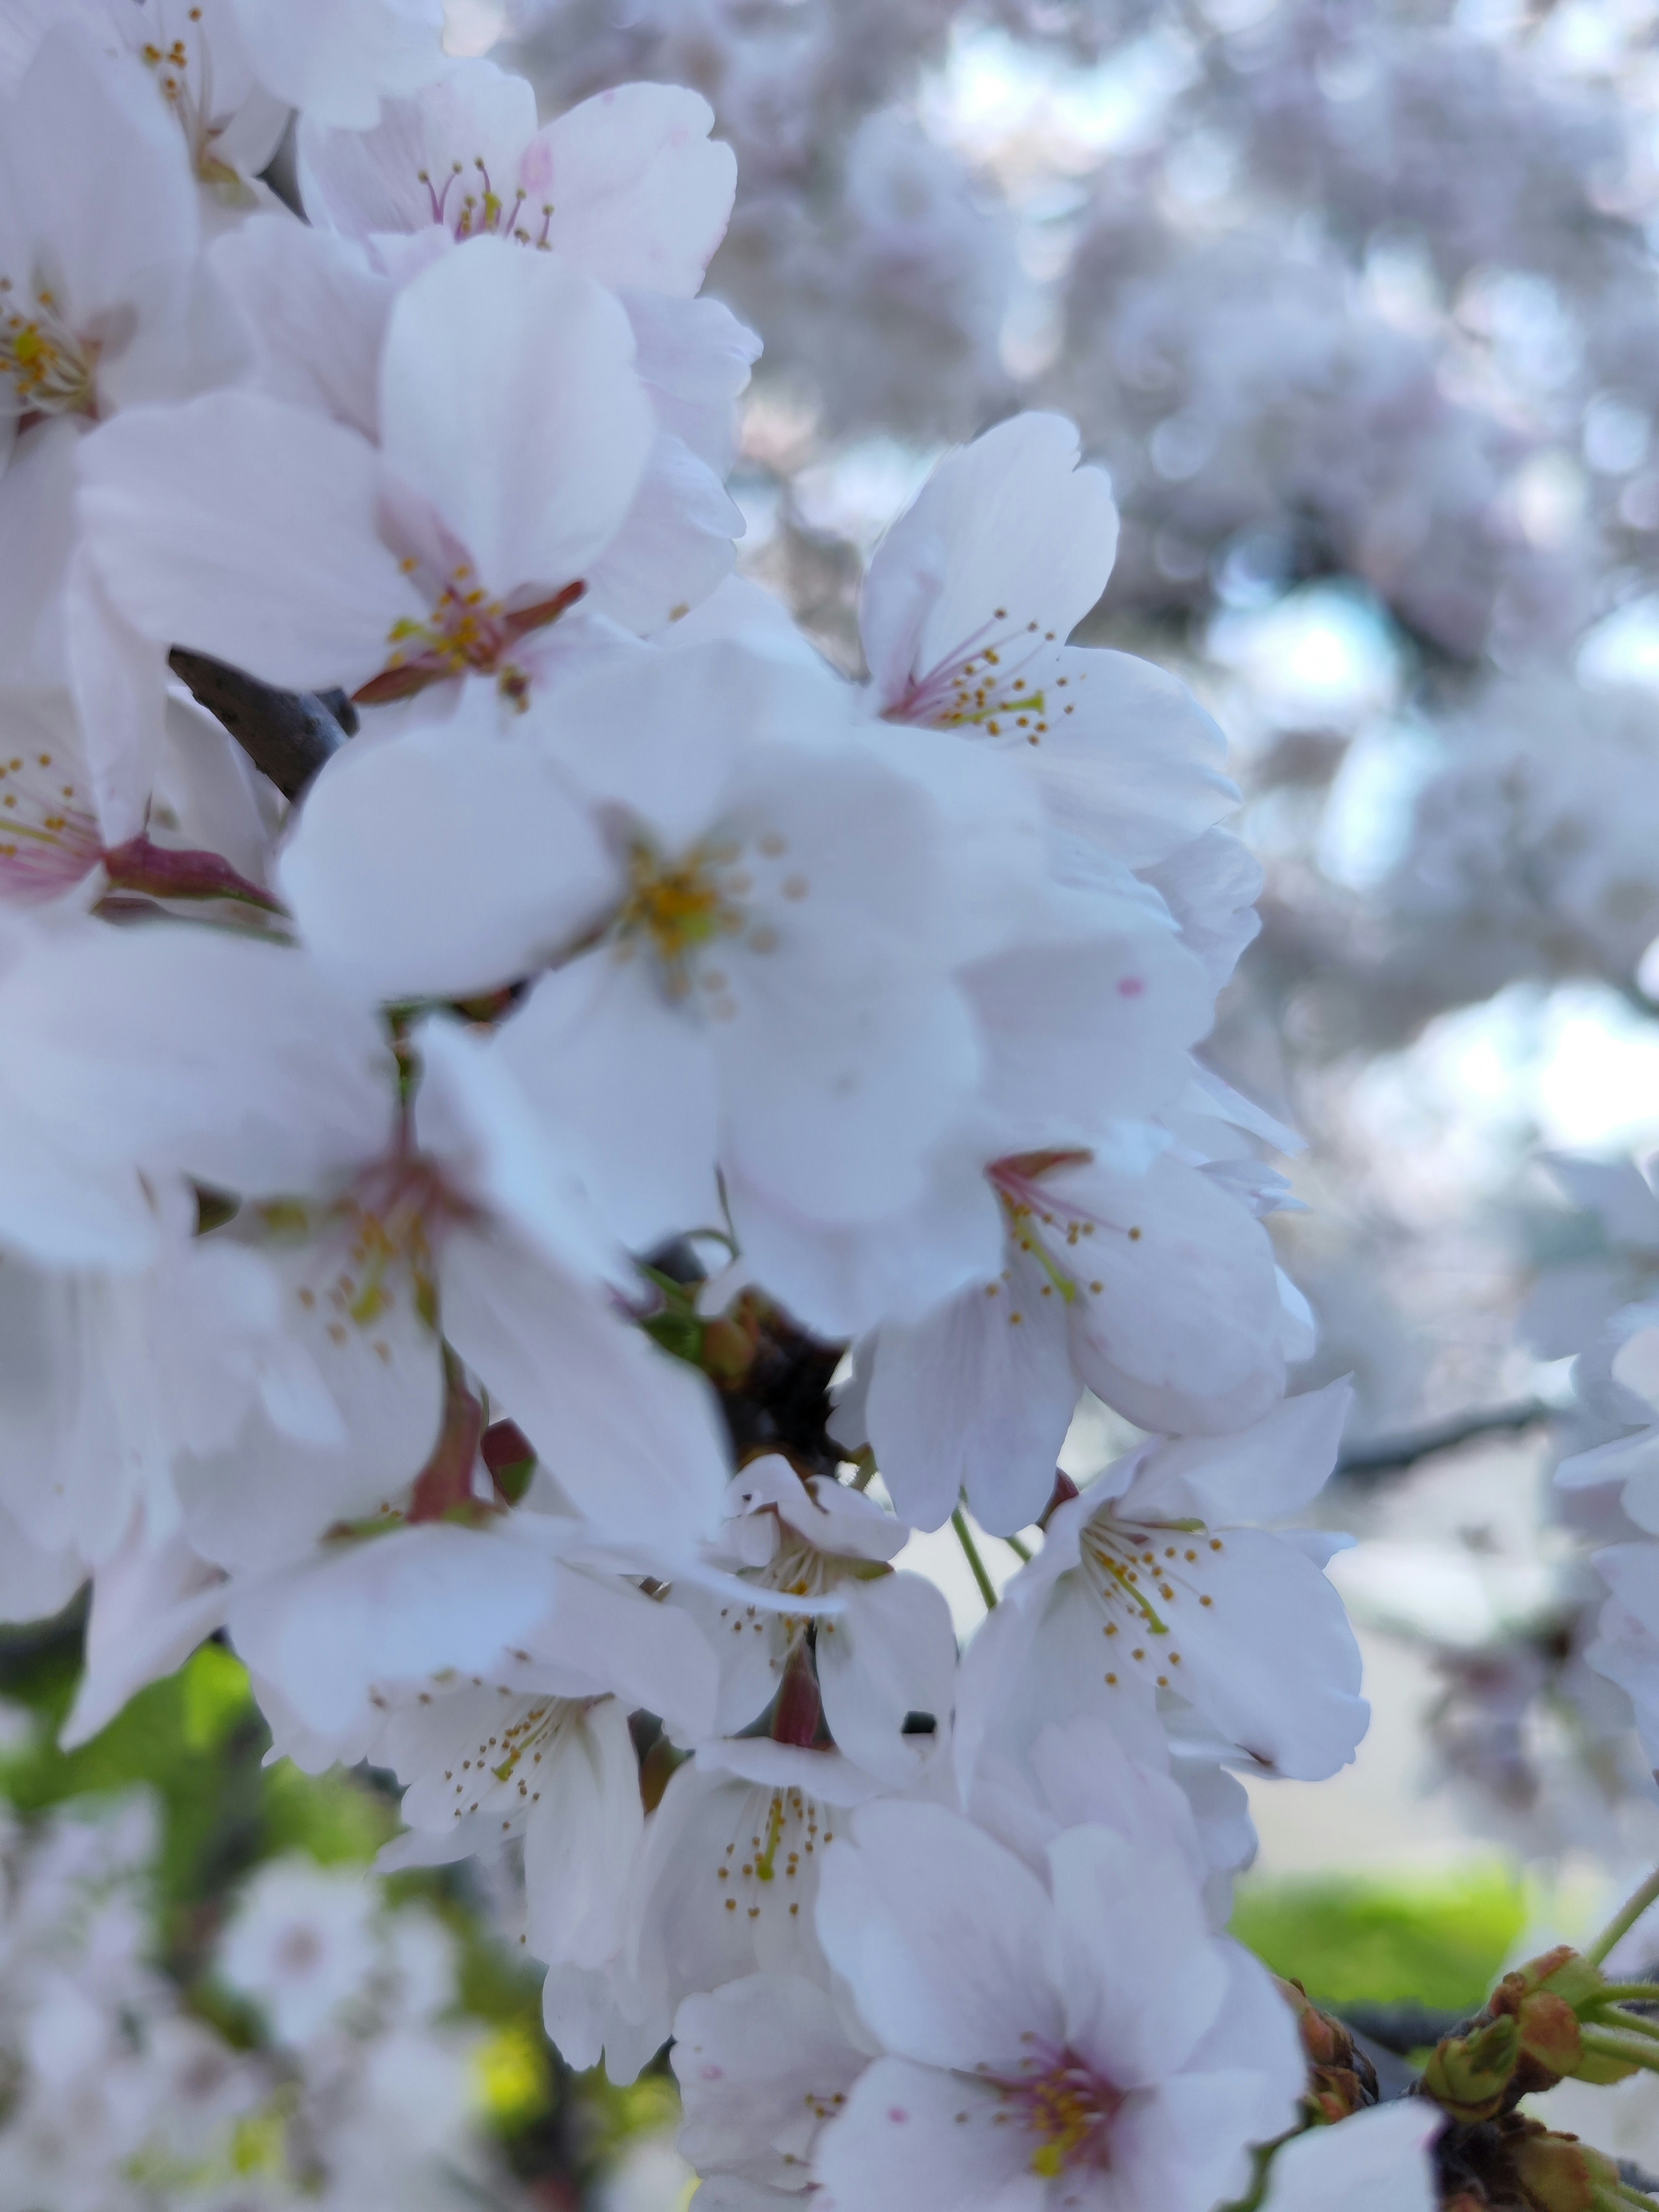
22,0,1659,2200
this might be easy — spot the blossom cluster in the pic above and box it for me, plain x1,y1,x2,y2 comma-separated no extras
0,1793,515,2211
0,5,1444,2206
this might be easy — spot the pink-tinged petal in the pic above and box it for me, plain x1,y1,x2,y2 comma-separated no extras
0,690,103,904
816,1800,1062,2073
812,2059,1042,2212
673,1974,867,2194
965,923,1212,1150
77,391,422,693
538,83,737,299
379,237,652,599
863,413,1118,711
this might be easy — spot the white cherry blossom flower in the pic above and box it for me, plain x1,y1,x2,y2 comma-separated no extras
957,1383,1367,1783
491,639,990,1258
0,22,224,467
864,412,1237,872
811,1798,1302,2212
299,58,737,299
672,1972,870,2206
79,234,654,707
859,1146,1291,1535
217,1858,380,2046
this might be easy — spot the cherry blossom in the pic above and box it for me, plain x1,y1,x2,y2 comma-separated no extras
811,1798,1302,2212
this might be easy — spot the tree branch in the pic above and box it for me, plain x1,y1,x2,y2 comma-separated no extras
168,648,355,801
1336,1399,1554,1482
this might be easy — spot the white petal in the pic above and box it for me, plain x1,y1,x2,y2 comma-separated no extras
862,413,1118,705
1046,1824,1224,2088
496,953,723,1253
537,83,736,299
438,1225,730,1562
279,704,614,1001
817,1572,957,1789
867,1265,1078,1536
229,1520,552,1737
1263,2102,1440,2212
815,1799,1061,2073
379,237,652,595
78,391,420,693
811,2060,1038,2212
1139,1525,1368,1780
524,1697,645,1970
210,214,391,440
1122,1379,1353,1525
229,0,446,130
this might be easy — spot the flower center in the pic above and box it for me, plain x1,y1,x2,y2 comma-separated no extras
987,2046,1125,2176
137,8,242,188
980,1152,1148,1327
1078,1511,1225,1691
613,838,752,1004
417,156,555,248
0,741,102,901
0,281,98,420
884,608,1067,750
712,1783,833,1930
430,1691,593,1831
359,566,586,710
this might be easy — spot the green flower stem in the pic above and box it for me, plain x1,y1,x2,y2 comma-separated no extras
1580,2025,1659,2076
1590,2007,1659,2044
1003,1533,1033,1564
1587,1866,1659,1967
1614,2181,1659,2212
952,1507,999,1611
1597,1985,1659,2006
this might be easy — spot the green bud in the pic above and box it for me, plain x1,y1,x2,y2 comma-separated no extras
1421,2013,1520,2121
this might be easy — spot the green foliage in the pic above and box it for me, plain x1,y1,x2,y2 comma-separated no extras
1231,1862,1529,2011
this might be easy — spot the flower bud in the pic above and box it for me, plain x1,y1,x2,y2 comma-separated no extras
1274,1979,1379,2121
1489,1983,1583,2091
1420,2013,1520,2122
1510,2126,1621,2212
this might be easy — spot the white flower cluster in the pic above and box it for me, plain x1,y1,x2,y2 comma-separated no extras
0,7,1429,2207
0,1795,511,2210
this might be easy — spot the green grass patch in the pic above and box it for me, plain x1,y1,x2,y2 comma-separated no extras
1230,1862,1528,2012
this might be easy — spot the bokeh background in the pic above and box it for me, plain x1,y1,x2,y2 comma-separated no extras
21,0,1659,2201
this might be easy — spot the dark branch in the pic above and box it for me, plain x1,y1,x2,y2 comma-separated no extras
169,648,355,801
1337,1399,1554,1483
